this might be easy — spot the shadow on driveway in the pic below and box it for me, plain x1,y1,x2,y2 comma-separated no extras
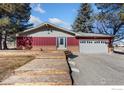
66,51,78,60
113,50,124,55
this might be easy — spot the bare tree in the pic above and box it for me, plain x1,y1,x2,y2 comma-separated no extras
95,4,124,42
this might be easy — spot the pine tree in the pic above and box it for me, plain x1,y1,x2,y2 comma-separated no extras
72,3,93,33
0,4,32,49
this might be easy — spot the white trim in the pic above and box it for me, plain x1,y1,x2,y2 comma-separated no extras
57,37,67,50
75,32,113,37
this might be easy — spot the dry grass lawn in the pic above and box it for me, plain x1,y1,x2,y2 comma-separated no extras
0,56,34,82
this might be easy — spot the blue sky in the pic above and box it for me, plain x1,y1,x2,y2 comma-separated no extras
29,3,96,30
30,3,80,30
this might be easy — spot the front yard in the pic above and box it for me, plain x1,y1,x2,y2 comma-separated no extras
0,56,34,81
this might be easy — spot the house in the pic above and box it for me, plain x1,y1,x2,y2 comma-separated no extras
16,22,113,53
113,40,124,47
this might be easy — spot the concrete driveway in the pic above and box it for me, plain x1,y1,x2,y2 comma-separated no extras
68,53,124,85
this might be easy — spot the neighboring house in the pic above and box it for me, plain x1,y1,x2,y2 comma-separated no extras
113,40,124,47
16,22,113,53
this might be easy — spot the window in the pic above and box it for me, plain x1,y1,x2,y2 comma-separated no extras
83,41,86,43
105,41,108,44
97,41,100,43
101,41,107,44
94,41,97,43
101,41,105,43
86,41,93,43
60,38,63,45
94,41,100,43
80,41,86,43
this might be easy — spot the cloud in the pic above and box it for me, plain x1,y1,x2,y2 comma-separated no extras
48,18,64,25
29,15,42,26
64,25,72,30
48,17,72,30
63,23,72,30
33,4,46,14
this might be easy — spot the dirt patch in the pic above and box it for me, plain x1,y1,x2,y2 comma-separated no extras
0,56,34,82
0,50,41,57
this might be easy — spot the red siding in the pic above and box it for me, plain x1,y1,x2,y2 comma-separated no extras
17,36,80,50
67,37,79,46
32,37,56,46
17,37,56,47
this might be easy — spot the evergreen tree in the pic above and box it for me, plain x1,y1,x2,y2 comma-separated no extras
72,3,93,33
0,4,13,49
11,4,32,31
0,4,32,49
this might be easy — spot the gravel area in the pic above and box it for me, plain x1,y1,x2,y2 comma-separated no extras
68,52,124,85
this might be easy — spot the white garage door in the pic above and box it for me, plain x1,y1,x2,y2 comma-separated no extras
79,40,108,53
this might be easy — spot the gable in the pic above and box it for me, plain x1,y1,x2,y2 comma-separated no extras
18,23,75,37
27,30,74,37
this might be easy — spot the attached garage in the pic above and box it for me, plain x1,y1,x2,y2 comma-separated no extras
75,32,113,54
79,40,109,53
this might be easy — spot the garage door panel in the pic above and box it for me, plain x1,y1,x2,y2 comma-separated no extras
79,40,108,53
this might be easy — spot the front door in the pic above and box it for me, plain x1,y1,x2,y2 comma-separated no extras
57,37,66,49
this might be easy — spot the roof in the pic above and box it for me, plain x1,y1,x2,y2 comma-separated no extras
17,22,113,38
75,32,113,37
18,22,75,35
